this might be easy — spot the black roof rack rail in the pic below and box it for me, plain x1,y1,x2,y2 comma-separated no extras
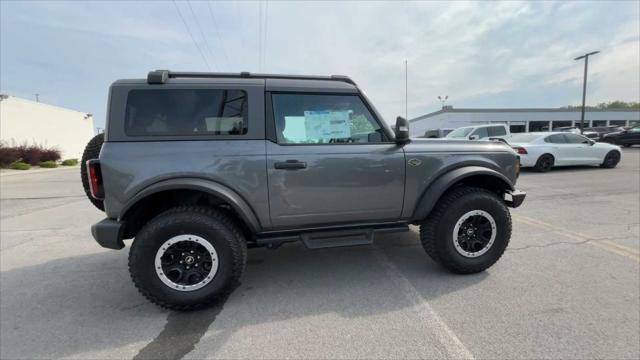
147,70,356,86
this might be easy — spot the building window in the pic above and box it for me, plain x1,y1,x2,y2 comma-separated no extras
510,125,526,133
529,121,549,132
552,121,573,129
609,120,627,126
574,120,591,128
592,120,607,127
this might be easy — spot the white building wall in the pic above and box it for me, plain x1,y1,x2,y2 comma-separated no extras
0,95,95,159
410,109,640,137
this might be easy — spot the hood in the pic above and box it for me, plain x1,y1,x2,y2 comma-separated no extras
405,138,516,154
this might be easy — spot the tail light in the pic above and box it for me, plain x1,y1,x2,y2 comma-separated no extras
86,160,104,200
512,146,528,155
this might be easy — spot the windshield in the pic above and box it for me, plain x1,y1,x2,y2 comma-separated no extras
446,127,474,138
510,133,542,143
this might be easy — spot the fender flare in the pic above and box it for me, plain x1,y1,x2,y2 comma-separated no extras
410,166,514,222
119,177,261,232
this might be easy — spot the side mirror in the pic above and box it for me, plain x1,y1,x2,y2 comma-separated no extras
395,116,410,143
469,134,480,140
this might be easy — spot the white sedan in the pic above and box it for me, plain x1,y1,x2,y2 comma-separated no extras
509,132,622,172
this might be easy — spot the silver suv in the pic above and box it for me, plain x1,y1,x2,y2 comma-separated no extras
83,70,526,310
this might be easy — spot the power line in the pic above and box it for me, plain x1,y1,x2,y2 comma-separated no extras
206,0,231,71
186,0,218,71
172,0,211,70
258,1,263,71
263,0,268,71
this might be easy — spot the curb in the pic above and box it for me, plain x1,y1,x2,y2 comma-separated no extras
0,165,79,177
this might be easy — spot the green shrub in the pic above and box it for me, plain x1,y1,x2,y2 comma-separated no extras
39,160,58,168
9,161,30,170
61,158,79,166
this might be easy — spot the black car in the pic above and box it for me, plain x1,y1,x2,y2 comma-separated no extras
602,126,640,147
585,126,625,141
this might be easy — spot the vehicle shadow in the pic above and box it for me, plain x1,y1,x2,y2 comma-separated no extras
0,231,488,359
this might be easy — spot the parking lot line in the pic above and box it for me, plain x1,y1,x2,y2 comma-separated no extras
513,214,640,262
373,250,475,360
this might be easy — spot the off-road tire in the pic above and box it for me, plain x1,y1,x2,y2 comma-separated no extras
601,150,621,168
129,206,247,310
420,186,511,274
80,133,105,211
533,154,554,172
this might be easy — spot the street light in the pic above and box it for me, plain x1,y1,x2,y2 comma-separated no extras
574,50,600,134
438,95,448,108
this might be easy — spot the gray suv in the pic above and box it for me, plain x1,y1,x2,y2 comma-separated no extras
85,70,526,310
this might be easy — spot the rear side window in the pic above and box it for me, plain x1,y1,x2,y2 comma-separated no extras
488,126,507,136
563,134,590,143
125,89,247,136
544,134,566,143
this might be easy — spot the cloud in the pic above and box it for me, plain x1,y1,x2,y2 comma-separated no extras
1,0,638,127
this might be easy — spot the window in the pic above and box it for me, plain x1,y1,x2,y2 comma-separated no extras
125,89,247,136
488,126,507,136
446,127,473,138
544,134,566,143
592,120,607,127
529,121,549,132
552,121,573,129
471,127,489,139
610,120,626,126
563,134,590,144
272,94,385,144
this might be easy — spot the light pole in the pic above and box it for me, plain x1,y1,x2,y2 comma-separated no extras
574,51,600,134
438,95,448,109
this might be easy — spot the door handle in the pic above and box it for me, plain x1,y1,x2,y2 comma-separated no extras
274,160,307,170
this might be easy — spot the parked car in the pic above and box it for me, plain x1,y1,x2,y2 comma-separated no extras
602,126,640,147
83,70,526,310
553,126,599,140
585,126,625,141
509,132,622,172
421,128,454,138
445,124,510,141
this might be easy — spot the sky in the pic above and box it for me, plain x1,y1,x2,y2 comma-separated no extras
1,0,639,129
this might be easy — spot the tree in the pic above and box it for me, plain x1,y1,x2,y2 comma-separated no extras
563,101,640,109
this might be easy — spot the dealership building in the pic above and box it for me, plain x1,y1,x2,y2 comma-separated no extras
409,107,640,137
0,94,95,159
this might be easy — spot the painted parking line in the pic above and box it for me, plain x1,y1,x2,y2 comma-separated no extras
373,250,475,360
513,214,640,262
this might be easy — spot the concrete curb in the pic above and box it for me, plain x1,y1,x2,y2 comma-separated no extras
0,165,79,177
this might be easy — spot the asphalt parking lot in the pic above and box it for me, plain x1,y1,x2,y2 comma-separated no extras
1,149,639,360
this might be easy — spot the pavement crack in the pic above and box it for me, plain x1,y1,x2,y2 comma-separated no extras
508,237,631,252
132,292,232,360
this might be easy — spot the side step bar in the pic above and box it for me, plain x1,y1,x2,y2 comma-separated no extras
255,224,409,249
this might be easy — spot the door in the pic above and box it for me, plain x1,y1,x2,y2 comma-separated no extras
544,134,571,165
619,127,640,145
266,93,405,228
563,133,599,164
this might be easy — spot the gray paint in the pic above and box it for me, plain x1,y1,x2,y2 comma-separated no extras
97,74,521,237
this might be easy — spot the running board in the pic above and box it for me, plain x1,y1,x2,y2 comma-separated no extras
255,224,409,249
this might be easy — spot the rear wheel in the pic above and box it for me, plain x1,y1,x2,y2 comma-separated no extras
420,187,511,274
601,150,621,168
80,133,105,211
129,206,247,310
534,154,554,172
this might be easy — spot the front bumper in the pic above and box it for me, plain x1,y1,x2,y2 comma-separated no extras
91,218,126,250
504,189,526,208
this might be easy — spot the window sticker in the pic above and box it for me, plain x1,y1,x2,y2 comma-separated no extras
303,110,352,142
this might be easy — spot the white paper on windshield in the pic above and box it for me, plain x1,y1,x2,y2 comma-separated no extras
303,110,351,142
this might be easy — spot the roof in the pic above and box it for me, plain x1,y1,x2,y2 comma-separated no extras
410,107,640,123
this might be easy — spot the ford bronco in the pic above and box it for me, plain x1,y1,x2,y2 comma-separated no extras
83,70,526,310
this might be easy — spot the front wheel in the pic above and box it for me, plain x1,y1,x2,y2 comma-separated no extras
534,154,554,172
601,150,621,168
129,206,247,310
420,187,511,274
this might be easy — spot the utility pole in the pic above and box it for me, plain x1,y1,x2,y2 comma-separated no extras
405,59,408,120
574,51,600,134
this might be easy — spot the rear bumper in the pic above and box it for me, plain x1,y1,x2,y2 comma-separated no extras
504,189,526,208
91,218,126,250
